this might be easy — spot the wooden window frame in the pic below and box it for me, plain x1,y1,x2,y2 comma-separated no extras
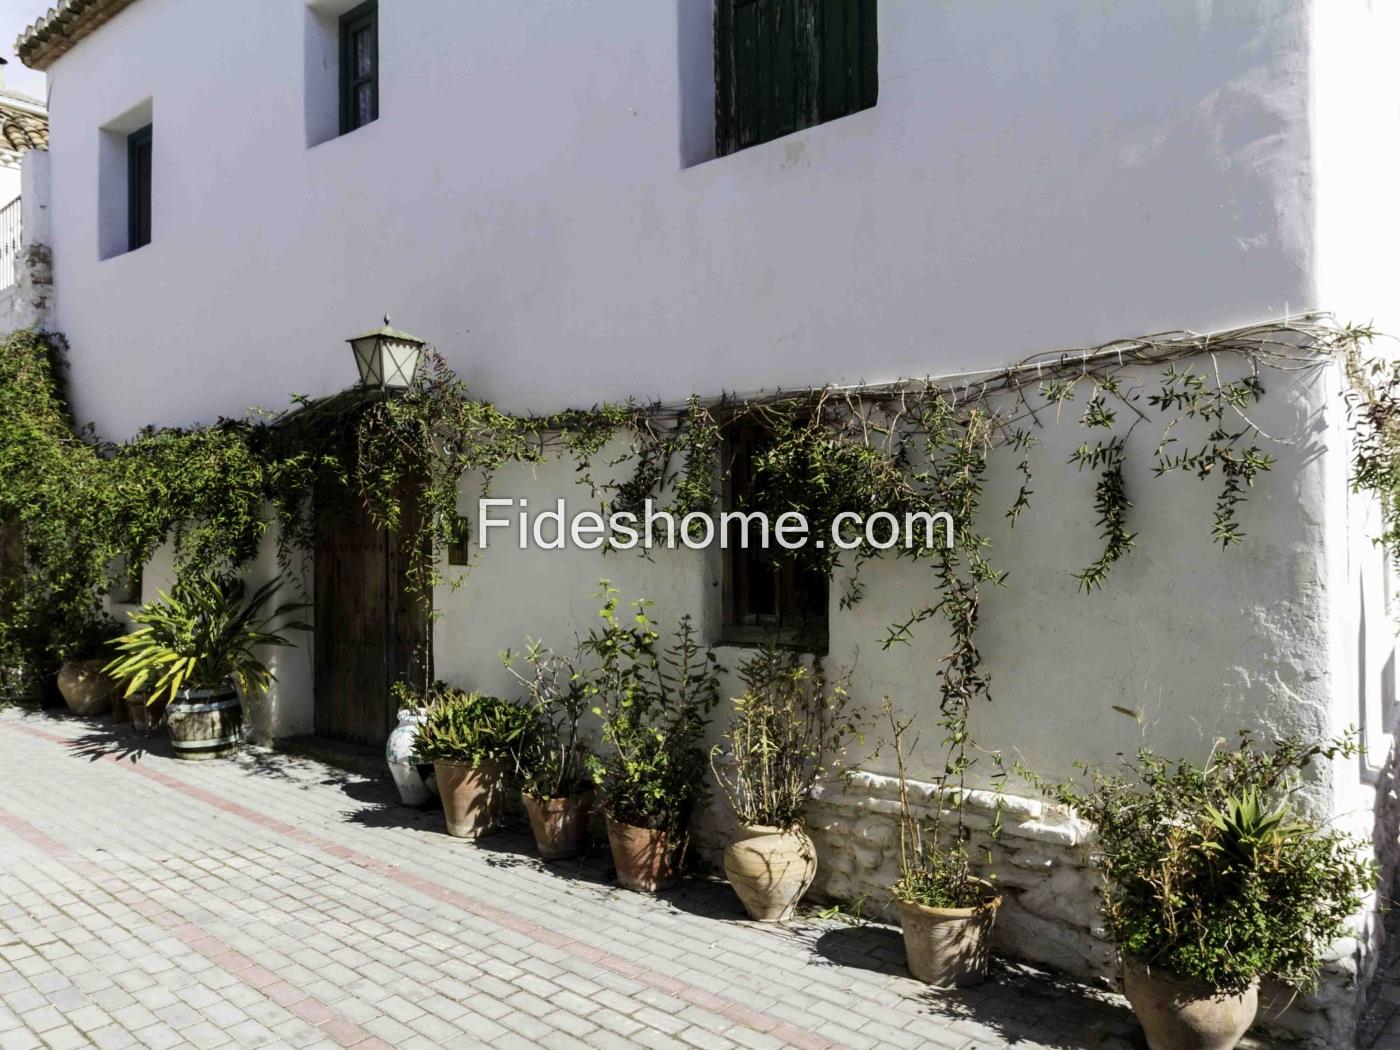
339,0,379,136
720,421,829,653
715,0,878,157
126,124,152,252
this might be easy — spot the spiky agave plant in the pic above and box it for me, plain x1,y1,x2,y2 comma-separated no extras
105,572,309,704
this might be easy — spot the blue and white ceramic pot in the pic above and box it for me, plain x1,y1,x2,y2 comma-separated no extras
386,710,437,805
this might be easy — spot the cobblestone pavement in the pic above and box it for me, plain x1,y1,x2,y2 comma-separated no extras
0,707,1150,1049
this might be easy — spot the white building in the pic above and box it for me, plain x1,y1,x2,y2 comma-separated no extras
17,2,1400,1044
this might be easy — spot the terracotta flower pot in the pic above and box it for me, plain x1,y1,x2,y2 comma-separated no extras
605,816,686,893
723,823,817,921
1123,958,1259,1050
56,660,114,717
897,880,1001,988
127,695,167,735
434,759,512,839
523,789,595,860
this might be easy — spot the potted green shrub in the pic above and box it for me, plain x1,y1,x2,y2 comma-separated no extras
104,573,308,759
711,647,858,921
884,701,1002,988
503,640,595,860
56,613,124,717
413,685,534,839
584,583,720,893
1034,733,1376,1050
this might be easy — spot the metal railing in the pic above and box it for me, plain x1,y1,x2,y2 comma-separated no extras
0,196,21,292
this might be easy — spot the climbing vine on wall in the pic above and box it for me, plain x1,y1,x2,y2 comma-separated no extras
0,315,1385,751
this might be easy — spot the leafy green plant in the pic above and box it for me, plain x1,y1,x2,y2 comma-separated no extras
502,639,593,800
55,612,126,663
104,573,309,704
710,647,858,829
883,700,997,910
583,582,721,833
411,685,536,768
1030,733,1376,992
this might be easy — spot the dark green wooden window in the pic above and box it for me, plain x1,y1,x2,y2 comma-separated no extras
715,0,877,157
127,124,152,252
340,1,379,135
722,422,829,652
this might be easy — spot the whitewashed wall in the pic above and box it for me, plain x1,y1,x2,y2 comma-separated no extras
39,0,1322,440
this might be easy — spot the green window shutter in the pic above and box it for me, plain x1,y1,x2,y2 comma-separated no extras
818,0,877,122
716,0,876,157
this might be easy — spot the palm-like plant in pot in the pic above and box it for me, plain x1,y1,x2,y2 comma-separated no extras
710,647,858,921
885,701,1002,988
1033,733,1376,1050
412,685,535,839
584,583,720,893
104,573,308,759
503,640,595,860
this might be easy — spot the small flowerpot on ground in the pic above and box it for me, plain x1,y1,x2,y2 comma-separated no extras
411,686,534,839
605,816,687,893
583,586,721,895
523,789,594,860
896,880,1001,988
1122,959,1258,1050
502,638,597,862
165,684,243,760
56,659,114,717
723,823,818,921
434,759,512,839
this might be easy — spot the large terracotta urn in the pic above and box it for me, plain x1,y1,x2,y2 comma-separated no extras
56,660,114,717
723,824,817,921
1123,959,1259,1050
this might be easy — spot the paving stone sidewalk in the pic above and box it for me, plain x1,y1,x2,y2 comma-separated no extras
0,707,1159,1049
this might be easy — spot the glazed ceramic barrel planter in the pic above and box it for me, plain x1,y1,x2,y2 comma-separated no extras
897,880,1001,987
56,660,114,716
723,823,817,921
434,759,511,838
165,685,243,760
606,816,686,893
1122,958,1259,1050
523,789,595,860
386,710,436,806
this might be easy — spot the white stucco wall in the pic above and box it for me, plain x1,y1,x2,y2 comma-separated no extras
39,0,1320,441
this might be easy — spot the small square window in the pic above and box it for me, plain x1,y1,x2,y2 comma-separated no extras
447,516,471,567
340,1,378,135
721,421,829,651
715,0,877,157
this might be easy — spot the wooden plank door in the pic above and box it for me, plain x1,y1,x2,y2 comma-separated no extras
313,481,429,747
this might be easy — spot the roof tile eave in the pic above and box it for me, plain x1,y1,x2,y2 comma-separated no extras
17,0,141,72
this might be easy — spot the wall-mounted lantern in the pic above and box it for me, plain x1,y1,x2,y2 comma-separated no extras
349,315,426,390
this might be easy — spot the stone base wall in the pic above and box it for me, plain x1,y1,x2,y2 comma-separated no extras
697,767,1377,1050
